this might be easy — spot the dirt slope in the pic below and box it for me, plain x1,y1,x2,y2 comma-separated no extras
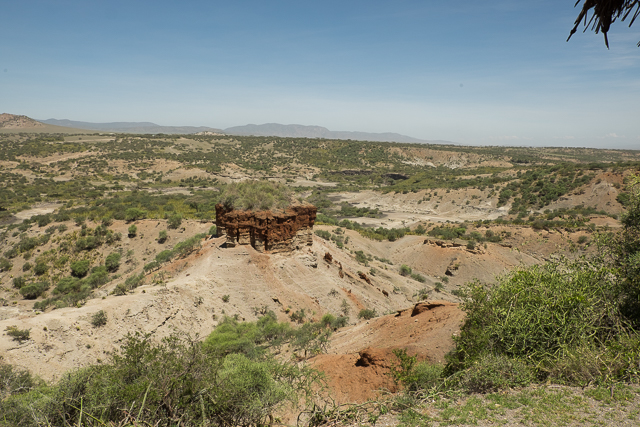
311,301,464,404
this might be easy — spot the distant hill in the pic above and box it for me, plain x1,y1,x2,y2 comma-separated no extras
0,113,87,134
223,123,447,144
0,113,46,129
32,116,448,143
39,119,224,135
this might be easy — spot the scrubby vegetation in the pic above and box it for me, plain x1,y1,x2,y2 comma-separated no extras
0,311,342,426
372,177,640,420
1,131,639,425
219,180,293,211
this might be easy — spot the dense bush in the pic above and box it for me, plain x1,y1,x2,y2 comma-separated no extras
70,260,91,277
19,282,48,299
104,252,121,272
0,362,39,400
220,180,292,211
33,263,48,276
0,317,325,426
314,230,331,240
167,213,182,229
358,309,377,320
90,310,108,327
12,276,26,289
4,326,30,343
0,257,13,272
399,264,412,276
124,207,146,221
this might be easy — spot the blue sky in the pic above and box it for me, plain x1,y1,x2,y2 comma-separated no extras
1,1,638,148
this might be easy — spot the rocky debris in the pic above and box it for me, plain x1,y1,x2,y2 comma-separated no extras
358,272,372,285
215,203,316,253
411,301,446,317
355,347,392,368
445,258,460,276
425,238,465,248
299,253,318,268
324,252,333,263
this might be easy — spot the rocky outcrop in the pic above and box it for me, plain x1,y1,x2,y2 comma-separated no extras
215,203,317,253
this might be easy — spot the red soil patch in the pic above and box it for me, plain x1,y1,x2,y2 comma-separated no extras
311,301,464,404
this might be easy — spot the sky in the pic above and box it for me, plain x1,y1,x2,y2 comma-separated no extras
1,1,639,149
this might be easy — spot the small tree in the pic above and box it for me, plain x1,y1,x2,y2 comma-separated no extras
358,308,377,320
91,310,108,327
124,208,146,222
128,224,137,237
70,260,91,278
157,230,168,244
399,264,412,276
105,252,121,272
167,214,182,230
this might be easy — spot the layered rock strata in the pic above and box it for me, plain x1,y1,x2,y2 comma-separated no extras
215,204,317,253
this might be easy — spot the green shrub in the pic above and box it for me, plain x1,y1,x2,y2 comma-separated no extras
358,308,377,320
4,326,30,343
459,354,535,393
105,252,121,272
314,230,331,240
0,330,319,427
12,276,26,289
19,282,48,299
157,230,168,243
91,310,108,327
399,264,412,276
410,272,426,283
124,273,145,290
54,277,81,295
70,260,91,277
127,224,137,237
155,249,173,264
144,261,160,272
208,224,217,236
33,262,48,276
354,250,369,265
167,214,182,229
321,313,348,329
0,362,38,400
22,262,32,272
86,266,109,288
445,256,636,383
113,283,128,296
124,207,146,221
389,349,443,392
0,257,12,272
220,180,292,211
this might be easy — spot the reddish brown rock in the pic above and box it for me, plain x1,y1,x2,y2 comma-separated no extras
215,203,317,253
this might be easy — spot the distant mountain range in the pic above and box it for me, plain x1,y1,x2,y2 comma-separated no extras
223,123,441,143
38,118,224,135
38,118,446,144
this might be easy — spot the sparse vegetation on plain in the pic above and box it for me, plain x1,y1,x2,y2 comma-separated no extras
0,128,639,426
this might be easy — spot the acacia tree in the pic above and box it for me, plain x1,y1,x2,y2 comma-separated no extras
568,0,640,47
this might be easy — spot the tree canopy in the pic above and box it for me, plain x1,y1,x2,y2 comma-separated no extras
568,0,640,48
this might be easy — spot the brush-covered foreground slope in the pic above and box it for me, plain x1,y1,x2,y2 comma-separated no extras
0,213,593,385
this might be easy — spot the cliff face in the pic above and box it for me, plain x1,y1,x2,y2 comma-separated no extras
215,204,317,253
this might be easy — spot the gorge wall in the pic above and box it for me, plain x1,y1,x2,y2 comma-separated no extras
215,204,317,253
